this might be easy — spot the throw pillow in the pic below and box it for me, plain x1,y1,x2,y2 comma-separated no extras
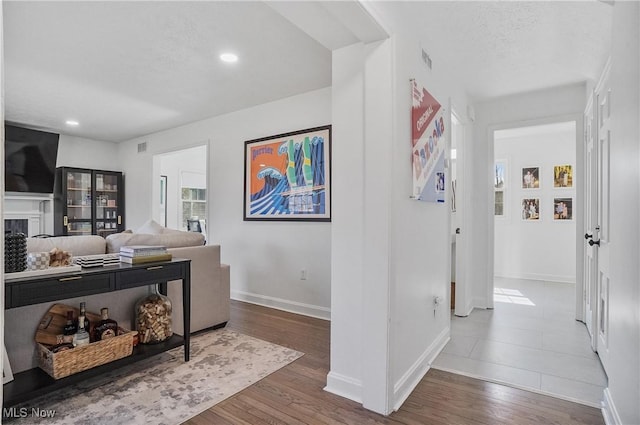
136,219,165,234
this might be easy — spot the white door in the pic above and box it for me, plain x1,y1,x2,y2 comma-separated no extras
583,94,597,350
450,111,468,316
594,68,612,373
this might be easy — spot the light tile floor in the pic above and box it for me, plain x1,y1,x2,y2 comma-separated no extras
432,277,607,407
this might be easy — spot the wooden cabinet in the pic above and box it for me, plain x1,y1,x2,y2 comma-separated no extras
54,167,125,237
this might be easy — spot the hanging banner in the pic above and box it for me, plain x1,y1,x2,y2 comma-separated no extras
411,79,446,203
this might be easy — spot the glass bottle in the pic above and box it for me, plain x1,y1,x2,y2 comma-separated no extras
135,286,173,344
93,308,118,341
63,310,77,336
73,316,90,347
78,302,91,333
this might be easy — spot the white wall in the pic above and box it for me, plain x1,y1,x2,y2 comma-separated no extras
56,134,119,171
494,123,576,283
602,2,640,424
470,84,586,309
158,145,207,231
118,88,332,319
327,1,472,412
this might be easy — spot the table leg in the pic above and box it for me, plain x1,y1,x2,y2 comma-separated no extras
182,263,191,361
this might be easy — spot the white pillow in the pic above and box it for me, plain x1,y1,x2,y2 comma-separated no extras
136,219,165,234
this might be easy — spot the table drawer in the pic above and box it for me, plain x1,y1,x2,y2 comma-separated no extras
9,274,114,308
116,263,183,290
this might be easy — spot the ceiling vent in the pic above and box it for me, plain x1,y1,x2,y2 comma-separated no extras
422,48,432,70
137,142,147,153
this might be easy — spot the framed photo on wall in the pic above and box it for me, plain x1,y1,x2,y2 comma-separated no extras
553,165,573,188
522,167,540,189
244,125,331,221
494,160,507,217
495,161,506,190
554,197,573,220
522,198,540,220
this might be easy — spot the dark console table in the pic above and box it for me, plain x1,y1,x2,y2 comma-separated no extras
3,258,191,408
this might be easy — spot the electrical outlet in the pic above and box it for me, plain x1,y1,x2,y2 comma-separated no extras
300,269,307,280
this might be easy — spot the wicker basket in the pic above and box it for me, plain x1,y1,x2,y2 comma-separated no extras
37,328,136,379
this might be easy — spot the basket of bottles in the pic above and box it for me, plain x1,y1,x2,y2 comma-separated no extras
35,304,137,379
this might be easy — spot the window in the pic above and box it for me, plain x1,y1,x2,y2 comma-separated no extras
181,188,206,229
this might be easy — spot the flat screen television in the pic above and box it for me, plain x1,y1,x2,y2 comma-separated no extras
5,124,59,194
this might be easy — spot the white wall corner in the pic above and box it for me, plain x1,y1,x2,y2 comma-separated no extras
392,326,450,411
324,371,363,404
230,290,330,321
472,296,488,309
602,388,622,425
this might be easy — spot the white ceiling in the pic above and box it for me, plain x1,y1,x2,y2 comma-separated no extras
369,1,612,101
3,1,612,143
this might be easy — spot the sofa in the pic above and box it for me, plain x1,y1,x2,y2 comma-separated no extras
24,222,230,335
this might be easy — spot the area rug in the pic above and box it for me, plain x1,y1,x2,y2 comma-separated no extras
10,329,303,424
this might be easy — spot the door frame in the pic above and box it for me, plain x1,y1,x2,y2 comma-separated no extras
151,141,210,232
449,106,472,317
487,114,584,318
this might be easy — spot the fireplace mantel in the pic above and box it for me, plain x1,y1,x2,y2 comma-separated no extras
4,193,54,236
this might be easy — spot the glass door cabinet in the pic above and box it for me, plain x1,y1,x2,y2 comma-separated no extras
54,167,124,237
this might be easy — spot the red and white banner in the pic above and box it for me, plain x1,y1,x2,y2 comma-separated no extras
411,79,446,203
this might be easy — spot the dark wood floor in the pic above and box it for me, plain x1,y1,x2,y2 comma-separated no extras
184,300,604,425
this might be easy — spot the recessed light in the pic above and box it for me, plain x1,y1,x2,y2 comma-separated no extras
65,120,79,126
220,53,238,63
259,164,266,167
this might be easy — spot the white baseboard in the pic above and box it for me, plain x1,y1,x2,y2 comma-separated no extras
231,290,331,321
602,388,622,425
392,326,450,411
455,303,474,317
494,272,575,284
324,371,362,404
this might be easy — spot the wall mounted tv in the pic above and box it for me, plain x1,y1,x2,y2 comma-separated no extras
5,124,59,194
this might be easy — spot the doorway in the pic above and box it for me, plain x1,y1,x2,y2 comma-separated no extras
152,144,208,238
434,120,607,407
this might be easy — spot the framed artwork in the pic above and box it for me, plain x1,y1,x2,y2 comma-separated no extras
495,161,506,190
522,167,540,189
244,125,331,221
522,198,540,220
554,197,573,220
554,165,573,188
495,191,505,216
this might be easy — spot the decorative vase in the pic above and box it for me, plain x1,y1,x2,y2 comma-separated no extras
5,233,27,273
135,285,173,344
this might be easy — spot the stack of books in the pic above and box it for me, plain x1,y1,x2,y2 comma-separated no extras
119,245,172,264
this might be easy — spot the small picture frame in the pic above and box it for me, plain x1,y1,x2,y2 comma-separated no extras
554,165,573,188
554,197,573,220
522,198,540,220
495,161,506,190
522,167,540,189
435,172,445,192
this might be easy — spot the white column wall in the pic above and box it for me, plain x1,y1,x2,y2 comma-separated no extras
326,42,366,403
